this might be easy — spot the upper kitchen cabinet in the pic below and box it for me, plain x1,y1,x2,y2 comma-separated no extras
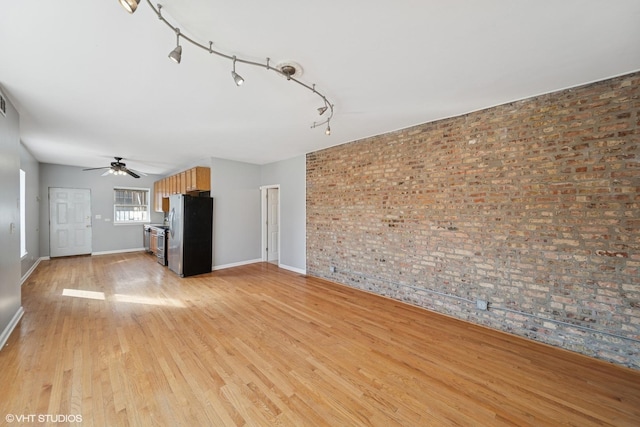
179,171,187,194
169,175,177,195
153,180,162,212
154,167,211,212
186,167,210,192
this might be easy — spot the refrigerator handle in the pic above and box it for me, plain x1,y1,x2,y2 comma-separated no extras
168,208,175,238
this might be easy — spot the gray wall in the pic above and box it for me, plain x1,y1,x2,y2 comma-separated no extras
162,155,305,271
39,163,164,256
20,143,40,277
0,87,22,343
34,155,305,272
210,158,262,267
261,155,306,272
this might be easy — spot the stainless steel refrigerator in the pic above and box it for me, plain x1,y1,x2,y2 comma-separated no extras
167,194,213,277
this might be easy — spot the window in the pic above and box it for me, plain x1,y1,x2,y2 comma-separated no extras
20,169,27,257
114,187,150,224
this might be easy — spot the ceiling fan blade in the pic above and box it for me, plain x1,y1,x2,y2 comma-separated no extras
83,167,109,171
129,168,147,177
125,169,140,178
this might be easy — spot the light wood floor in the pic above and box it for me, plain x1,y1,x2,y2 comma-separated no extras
2,253,640,426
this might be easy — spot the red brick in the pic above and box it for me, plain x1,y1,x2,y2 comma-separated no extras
306,72,640,369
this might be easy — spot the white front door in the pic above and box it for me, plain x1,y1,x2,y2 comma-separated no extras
49,187,92,257
267,187,279,263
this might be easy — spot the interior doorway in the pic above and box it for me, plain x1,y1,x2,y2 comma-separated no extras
260,185,280,265
49,187,92,257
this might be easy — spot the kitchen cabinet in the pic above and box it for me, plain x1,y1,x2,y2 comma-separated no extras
185,170,192,191
168,175,175,195
175,173,182,194
153,180,161,212
153,178,170,212
186,167,210,192
161,179,169,212
159,178,165,198
153,166,211,212
161,188,169,212
154,180,170,213
179,171,187,194
150,228,158,254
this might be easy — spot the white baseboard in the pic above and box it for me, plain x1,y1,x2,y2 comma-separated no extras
44,247,144,258
279,264,306,275
211,259,306,275
0,306,24,350
213,258,262,271
92,247,145,256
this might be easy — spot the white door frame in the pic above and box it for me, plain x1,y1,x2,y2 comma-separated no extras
260,185,280,264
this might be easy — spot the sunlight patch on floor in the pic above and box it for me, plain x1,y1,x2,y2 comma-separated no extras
62,288,106,300
112,294,185,307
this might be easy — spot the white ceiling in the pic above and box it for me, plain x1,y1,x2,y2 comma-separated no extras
1,1,639,175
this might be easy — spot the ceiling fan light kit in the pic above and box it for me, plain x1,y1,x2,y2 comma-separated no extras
118,0,334,134
83,157,146,178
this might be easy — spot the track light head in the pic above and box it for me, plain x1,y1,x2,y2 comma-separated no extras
325,123,331,135
119,0,140,14
318,106,328,116
232,71,244,86
168,30,182,63
169,45,182,63
231,56,244,86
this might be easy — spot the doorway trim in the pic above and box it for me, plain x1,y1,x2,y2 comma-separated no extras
260,184,280,264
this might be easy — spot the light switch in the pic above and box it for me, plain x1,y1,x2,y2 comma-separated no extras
95,214,102,219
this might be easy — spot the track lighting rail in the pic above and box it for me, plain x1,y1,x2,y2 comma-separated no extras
122,0,334,133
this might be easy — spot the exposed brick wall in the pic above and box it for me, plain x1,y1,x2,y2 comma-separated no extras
306,72,640,368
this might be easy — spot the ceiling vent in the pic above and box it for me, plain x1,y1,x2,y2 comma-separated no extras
0,90,6,117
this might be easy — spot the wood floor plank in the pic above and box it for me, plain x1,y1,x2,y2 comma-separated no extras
1,252,639,426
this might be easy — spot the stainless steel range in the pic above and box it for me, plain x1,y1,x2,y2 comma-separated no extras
143,224,170,266
156,227,168,266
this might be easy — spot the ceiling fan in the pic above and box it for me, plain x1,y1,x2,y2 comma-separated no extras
82,157,147,178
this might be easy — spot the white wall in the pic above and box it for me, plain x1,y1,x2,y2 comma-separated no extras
39,163,165,256
20,143,40,276
0,87,22,346
261,155,306,272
